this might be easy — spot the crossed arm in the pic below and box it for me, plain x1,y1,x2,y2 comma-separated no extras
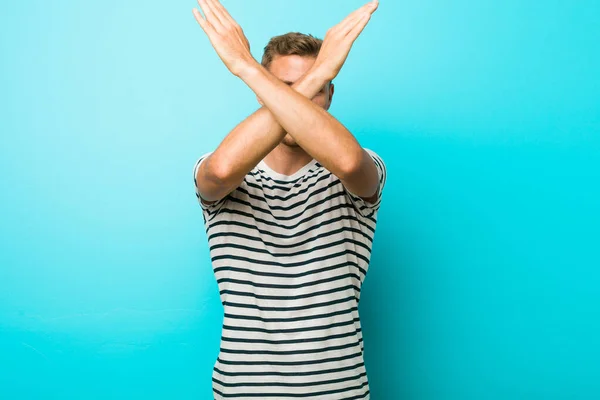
193,0,380,204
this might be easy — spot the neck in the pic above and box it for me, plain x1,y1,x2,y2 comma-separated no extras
263,141,313,176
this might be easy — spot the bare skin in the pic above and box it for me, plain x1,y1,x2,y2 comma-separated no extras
193,0,380,204
259,55,334,177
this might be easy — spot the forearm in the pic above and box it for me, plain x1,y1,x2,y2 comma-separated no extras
239,62,362,179
207,68,330,184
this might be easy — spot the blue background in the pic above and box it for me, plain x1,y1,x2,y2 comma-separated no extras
1,0,599,398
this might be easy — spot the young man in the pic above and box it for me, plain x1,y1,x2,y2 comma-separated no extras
192,1,385,398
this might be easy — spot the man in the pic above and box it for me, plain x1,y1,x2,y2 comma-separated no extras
192,1,386,398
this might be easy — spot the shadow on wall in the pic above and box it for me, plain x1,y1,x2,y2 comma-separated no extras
356,134,496,399
357,128,600,399
359,209,423,399
359,196,472,399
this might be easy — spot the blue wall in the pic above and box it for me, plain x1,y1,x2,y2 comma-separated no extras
1,0,599,398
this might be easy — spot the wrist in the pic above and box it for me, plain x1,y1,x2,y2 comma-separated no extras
293,69,327,93
307,64,334,83
236,60,262,81
286,67,331,99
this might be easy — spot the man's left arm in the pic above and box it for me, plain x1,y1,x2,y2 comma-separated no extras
238,64,379,201
193,0,380,201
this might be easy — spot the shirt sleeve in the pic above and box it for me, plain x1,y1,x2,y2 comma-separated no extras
342,148,387,218
193,151,229,215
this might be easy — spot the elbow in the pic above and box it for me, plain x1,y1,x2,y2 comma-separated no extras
340,150,364,180
204,155,230,184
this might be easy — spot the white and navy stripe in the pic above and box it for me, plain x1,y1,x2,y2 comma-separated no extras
193,149,386,399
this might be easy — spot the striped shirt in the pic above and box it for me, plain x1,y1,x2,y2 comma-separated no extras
193,149,387,400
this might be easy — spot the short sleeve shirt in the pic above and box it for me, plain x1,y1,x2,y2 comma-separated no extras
193,149,387,400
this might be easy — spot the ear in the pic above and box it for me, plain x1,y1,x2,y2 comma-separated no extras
324,82,334,110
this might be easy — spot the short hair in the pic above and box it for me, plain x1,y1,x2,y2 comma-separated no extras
261,32,323,70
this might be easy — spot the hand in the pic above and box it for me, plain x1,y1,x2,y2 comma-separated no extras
312,0,379,81
192,0,256,77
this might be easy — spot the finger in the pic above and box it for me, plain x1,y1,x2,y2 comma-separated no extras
197,0,225,32
192,7,214,34
337,12,366,35
346,11,373,42
342,1,378,36
207,0,238,27
337,1,378,36
205,0,231,27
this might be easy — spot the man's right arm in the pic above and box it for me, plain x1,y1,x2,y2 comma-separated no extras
195,70,330,204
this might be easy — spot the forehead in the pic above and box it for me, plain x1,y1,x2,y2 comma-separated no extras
269,55,316,83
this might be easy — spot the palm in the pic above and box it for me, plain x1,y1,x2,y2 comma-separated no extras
315,0,379,81
193,0,254,76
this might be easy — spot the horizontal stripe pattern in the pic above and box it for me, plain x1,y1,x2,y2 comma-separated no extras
193,149,386,399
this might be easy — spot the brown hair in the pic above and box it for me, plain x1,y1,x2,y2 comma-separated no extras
261,32,323,70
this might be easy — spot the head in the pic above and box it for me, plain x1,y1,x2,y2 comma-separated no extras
259,32,335,148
